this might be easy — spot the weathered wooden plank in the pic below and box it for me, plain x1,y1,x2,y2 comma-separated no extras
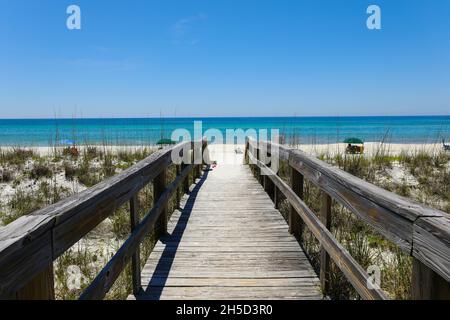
412,258,450,299
250,155,387,300
249,140,450,297
129,195,141,295
143,264,314,273
146,250,310,259
154,167,168,237
136,162,321,300
182,163,190,194
15,264,55,300
79,164,195,300
287,146,443,219
248,138,290,163
51,148,175,255
289,166,304,236
319,193,332,295
143,258,312,267
142,277,318,287
141,270,317,278
0,230,53,298
412,216,450,283
175,165,181,209
0,142,192,298
135,286,321,300
288,148,446,250
290,155,413,252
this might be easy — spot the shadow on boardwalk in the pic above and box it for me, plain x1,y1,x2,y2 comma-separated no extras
139,169,211,300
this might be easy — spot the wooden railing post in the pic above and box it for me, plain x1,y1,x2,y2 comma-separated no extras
176,165,181,209
268,157,280,209
256,148,262,184
264,174,274,202
289,166,304,236
194,140,203,180
182,164,190,194
202,139,207,167
244,139,249,164
412,258,450,299
191,146,197,183
129,194,141,295
154,168,167,237
319,192,332,295
196,164,201,180
193,143,199,181
182,149,191,194
16,265,55,300
261,151,272,200
273,172,280,210
193,166,198,182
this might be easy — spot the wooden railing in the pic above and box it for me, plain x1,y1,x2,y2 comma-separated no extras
245,137,450,300
0,140,207,300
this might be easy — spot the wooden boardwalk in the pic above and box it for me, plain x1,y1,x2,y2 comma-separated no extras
2,141,449,300
130,162,322,300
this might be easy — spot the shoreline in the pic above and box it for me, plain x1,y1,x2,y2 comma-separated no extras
0,141,445,157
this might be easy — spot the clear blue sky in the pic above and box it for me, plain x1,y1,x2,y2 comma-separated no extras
1,0,450,118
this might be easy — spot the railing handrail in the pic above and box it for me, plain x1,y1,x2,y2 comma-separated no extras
80,162,195,299
0,140,206,299
246,137,450,299
255,139,444,221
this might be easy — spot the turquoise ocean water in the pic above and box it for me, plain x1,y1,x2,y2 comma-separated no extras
0,116,448,146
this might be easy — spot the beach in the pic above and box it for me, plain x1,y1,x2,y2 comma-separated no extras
1,139,449,301
1,140,449,300
1,141,443,157
293,142,444,157
1,141,446,207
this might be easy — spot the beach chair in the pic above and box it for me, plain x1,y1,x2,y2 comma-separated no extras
344,138,364,155
346,144,364,154
443,139,450,151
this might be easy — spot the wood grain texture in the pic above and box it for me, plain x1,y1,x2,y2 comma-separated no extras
289,167,304,237
248,138,450,290
129,195,141,295
412,258,450,299
412,216,450,283
15,264,55,300
0,142,190,298
80,164,194,300
131,163,322,300
319,193,332,295
2,136,449,300
154,167,168,237
248,152,388,300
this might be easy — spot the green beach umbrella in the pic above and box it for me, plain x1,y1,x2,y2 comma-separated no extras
343,137,364,144
156,138,177,145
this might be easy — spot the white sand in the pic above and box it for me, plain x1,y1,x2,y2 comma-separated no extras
0,145,159,156
0,141,444,158
204,142,446,165
292,142,444,157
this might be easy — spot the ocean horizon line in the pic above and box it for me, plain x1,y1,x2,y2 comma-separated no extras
0,114,449,121
0,115,448,146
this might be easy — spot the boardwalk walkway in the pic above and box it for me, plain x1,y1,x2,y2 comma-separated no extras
3,142,448,300
130,155,322,300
